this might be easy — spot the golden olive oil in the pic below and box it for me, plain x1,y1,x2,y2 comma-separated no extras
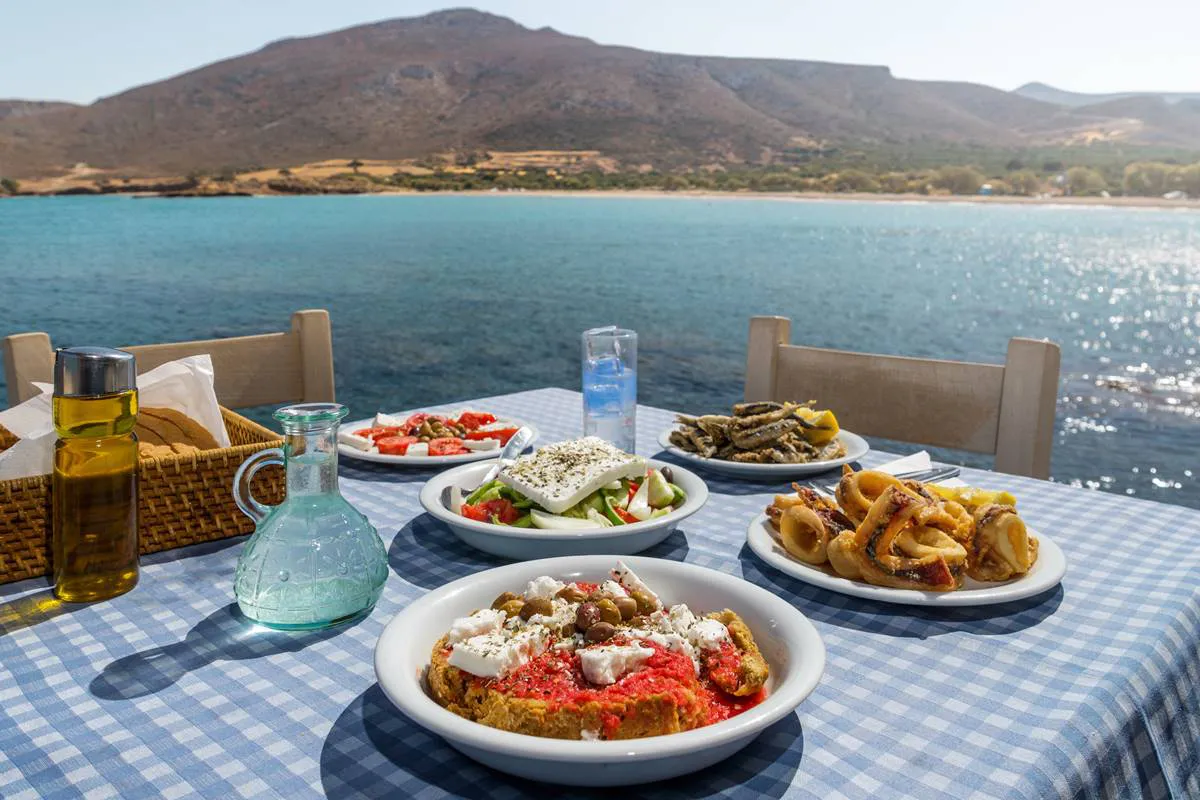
52,387,139,602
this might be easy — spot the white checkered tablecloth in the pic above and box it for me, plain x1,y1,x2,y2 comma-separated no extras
1,388,1197,799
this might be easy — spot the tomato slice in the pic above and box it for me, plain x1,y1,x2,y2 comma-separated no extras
460,503,489,521
481,498,521,524
428,437,468,456
457,412,497,431
376,435,418,455
464,427,519,445
626,482,641,506
614,506,639,525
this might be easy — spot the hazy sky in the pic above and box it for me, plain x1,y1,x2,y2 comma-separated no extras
2,0,1197,104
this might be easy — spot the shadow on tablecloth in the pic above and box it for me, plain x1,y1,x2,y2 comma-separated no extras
388,514,692,589
320,683,805,799
737,543,1064,638
88,603,353,700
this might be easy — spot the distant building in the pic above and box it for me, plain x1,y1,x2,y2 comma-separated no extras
979,183,993,195
1164,190,1188,200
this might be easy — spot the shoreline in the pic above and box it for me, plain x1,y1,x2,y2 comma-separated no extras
6,187,1200,210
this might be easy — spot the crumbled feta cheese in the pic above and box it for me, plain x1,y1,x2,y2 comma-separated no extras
447,627,549,679
499,437,645,514
690,618,731,651
447,608,505,644
462,438,500,452
611,561,660,609
406,442,429,457
580,728,601,741
528,598,576,632
599,580,628,598
580,644,655,685
524,576,566,600
337,430,374,451
374,412,407,428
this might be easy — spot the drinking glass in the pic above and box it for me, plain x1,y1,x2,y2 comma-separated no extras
582,326,637,453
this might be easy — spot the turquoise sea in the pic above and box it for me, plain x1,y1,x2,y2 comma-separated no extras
2,195,1198,508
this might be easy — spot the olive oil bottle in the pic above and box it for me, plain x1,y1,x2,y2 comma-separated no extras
52,347,139,602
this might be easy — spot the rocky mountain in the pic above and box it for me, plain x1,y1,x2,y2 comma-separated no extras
2,10,1197,178
0,100,78,121
1014,82,1200,108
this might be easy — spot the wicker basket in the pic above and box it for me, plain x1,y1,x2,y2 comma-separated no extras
0,407,284,585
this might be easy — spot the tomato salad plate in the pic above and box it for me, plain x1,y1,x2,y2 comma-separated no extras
374,555,824,786
338,409,537,466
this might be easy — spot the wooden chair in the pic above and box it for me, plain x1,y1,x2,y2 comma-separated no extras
3,310,335,409
744,316,1061,479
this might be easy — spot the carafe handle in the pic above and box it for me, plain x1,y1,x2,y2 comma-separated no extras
233,447,285,524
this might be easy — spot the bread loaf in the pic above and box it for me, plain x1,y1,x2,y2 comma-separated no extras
135,407,221,458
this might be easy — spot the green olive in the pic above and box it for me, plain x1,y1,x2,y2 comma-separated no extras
595,598,622,625
498,599,525,618
556,584,587,603
491,591,520,610
575,602,601,632
630,590,657,615
614,596,638,621
585,622,616,643
520,596,553,620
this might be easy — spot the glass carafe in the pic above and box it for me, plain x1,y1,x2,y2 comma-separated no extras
232,403,387,630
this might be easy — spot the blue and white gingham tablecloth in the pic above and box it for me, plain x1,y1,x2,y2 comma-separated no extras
2,388,1197,799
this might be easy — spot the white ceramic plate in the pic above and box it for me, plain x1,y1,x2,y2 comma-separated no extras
374,555,825,786
746,512,1067,607
657,428,869,479
419,460,708,559
338,413,537,466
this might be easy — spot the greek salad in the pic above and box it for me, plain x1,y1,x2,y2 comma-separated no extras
449,437,688,529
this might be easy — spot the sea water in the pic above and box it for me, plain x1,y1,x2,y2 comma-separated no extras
2,195,1198,508
583,354,637,452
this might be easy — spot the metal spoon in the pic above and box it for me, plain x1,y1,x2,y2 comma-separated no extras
440,425,535,509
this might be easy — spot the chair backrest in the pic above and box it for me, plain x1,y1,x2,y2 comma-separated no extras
3,310,335,409
743,316,1061,479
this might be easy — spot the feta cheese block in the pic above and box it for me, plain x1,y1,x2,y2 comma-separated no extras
405,442,429,457
462,438,500,452
374,412,407,428
337,430,374,451
579,643,655,685
498,437,645,514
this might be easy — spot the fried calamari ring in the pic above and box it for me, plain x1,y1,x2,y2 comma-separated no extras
852,487,958,591
778,505,830,565
967,504,1037,582
826,531,862,579
836,466,904,525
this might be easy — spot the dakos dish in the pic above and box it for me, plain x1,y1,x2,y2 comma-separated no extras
374,556,824,786
420,437,708,558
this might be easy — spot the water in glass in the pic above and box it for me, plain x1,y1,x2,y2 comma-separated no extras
582,326,637,453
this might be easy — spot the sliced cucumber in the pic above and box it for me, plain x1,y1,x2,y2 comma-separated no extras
530,509,604,530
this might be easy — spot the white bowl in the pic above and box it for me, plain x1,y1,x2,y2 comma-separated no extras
657,428,870,479
374,555,825,786
418,460,709,559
